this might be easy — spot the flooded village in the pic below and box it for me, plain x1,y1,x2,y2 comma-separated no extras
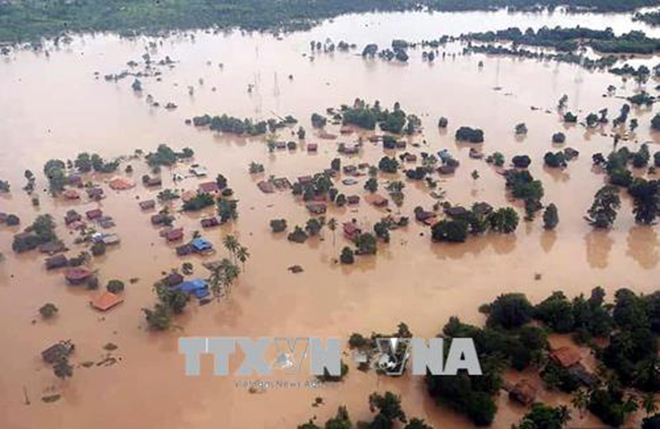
0,4,659,429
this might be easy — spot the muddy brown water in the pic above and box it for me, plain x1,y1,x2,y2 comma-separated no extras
0,9,658,429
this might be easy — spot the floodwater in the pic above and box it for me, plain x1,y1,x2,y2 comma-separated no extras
0,9,658,429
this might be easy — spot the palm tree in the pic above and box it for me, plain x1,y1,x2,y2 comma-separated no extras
223,234,239,262
571,389,589,418
328,218,337,248
236,246,250,272
642,392,658,416
221,259,240,295
557,405,571,426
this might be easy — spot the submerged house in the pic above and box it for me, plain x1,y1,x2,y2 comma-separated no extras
189,165,208,177
87,187,105,200
64,268,93,285
174,279,210,299
201,217,220,228
176,244,194,256
550,346,582,369
90,292,124,312
166,272,184,287
64,210,82,225
63,189,81,200
139,200,156,211
257,181,275,194
86,209,103,220
306,202,327,215
92,232,120,246
198,181,220,195
165,228,184,242
41,340,75,364
365,194,389,208
343,222,362,242
191,237,214,254
509,379,537,406
45,254,68,270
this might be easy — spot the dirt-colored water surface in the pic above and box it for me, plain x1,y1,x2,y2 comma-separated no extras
0,9,658,429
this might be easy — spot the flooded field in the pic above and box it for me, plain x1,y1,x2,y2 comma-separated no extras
0,9,658,429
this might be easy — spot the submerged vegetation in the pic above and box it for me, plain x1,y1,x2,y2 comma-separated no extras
462,26,660,55
1,0,657,43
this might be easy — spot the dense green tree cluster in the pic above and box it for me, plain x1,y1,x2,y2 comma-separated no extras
43,159,67,194
378,156,400,173
1,0,657,43
12,214,58,253
270,219,287,233
428,308,548,426
341,99,417,134
504,169,544,219
514,403,571,429
628,178,660,224
634,11,660,26
544,151,567,168
143,279,190,330
464,26,660,54
74,152,119,173
455,126,484,143
192,114,268,135
586,185,620,228
543,203,559,230
292,173,335,202
146,144,194,167
183,193,215,211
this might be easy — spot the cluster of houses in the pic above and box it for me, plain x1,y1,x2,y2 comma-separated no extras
64,208,116,230
507,346,597,407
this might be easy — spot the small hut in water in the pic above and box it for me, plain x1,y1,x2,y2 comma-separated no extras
45,254,68,270
64,268,93,285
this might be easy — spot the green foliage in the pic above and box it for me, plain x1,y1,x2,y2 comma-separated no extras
364,177,378,193
588,386,639,427
341,99,413,134
288,226,309,243
455,126,484,143
12,214,58,253
486,152,505,167
367,391,407,427
39,303,58,319
486,293,534,329
378,156,400,173
217,199,239,223
183,193,215,211
628,178,660,224
431,219,468,243
270,219,287,233
586,185,621,228
543,203,559,230
356,233,377,255
535,292,575,333
516,403,571,429
107,280,125,294
487,207,519,233
541,360,580,393
340,246,355,264
146,144,194,167
512,155,531,168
